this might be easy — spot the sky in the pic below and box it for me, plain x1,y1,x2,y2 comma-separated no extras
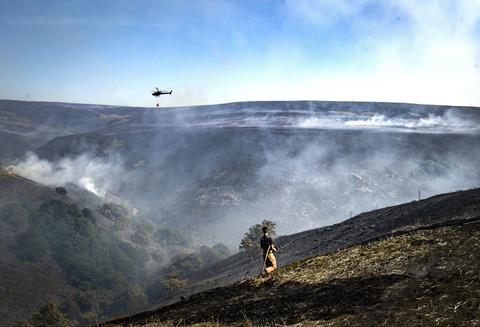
0,0,479,107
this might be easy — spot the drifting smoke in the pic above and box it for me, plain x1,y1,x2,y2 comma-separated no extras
146,104,480,134
342,111,479,133
208,130,480,247
12,152,127,198
9,102,480,249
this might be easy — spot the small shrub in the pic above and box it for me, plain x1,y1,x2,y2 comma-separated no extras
55,187,67,196
131,230,150,245
170,252,203,276
16,302,72,327
165,275,188,290
98,202,128,221
153,228,192,246
112,216,130,231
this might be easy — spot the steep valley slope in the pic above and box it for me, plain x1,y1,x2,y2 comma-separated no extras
103,213,480,326
0,171,199,325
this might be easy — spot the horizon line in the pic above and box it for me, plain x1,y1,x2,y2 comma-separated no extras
1,97,479,110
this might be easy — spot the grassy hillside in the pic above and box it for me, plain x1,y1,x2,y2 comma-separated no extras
103,217,480,326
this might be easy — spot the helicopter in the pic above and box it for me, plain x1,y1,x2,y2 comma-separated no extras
151,87,172,107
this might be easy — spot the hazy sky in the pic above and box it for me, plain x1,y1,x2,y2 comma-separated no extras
1,0,479,107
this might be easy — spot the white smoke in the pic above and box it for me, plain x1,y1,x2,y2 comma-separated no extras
177,106,479,134
342,111,480,133
78,176,105,197
11,152,127,197
206,129,480,247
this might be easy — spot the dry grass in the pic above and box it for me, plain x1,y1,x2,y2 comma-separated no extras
104,224,480,327
274,227,471,284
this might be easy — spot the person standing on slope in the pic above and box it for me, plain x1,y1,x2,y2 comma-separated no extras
260,226,277,275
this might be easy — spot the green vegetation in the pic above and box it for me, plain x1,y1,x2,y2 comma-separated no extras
199,244,231,266
165,243,231,279
164,274,189,290
112,215,130,231
169,252,203,276
153,228,192,246
15,302,72,327
98,202,129,221
10,199,149,322
55,187,68,195
131,220,154,245
239,219,276,258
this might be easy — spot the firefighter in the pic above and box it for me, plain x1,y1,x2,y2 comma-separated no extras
260,226,277,275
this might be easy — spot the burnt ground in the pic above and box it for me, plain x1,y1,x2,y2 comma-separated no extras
102,216,480,326
145,188,480,310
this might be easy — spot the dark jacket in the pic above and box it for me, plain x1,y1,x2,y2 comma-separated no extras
260,235,275,257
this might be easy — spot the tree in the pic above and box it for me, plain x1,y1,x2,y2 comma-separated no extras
55,187,67,196
212,243,231,258
98,202,128,221
199,244,231,266
170,252,203,276
16,302,72,327
153,228,191,246
112,216,130,231
165,274,188,290
131,220,154,245
239,220,277,258
25,200,148,321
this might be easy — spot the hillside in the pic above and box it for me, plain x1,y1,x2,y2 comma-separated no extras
102,215,480,326
1,100,480,325
146,188,480,308
0,171,226,325
0,172,150,325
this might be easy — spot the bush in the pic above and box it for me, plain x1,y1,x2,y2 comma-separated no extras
239,220,277,258
131,220,154,245
16,302,72,327
98,202,128,221
212,243,231,258
170,252,203,276
153,228,192,246
199,243,231,266
165,275,188,290
55,187,67,196
130,230,149,245
106,286,148,314
165,243,231,280
112,216,130,231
